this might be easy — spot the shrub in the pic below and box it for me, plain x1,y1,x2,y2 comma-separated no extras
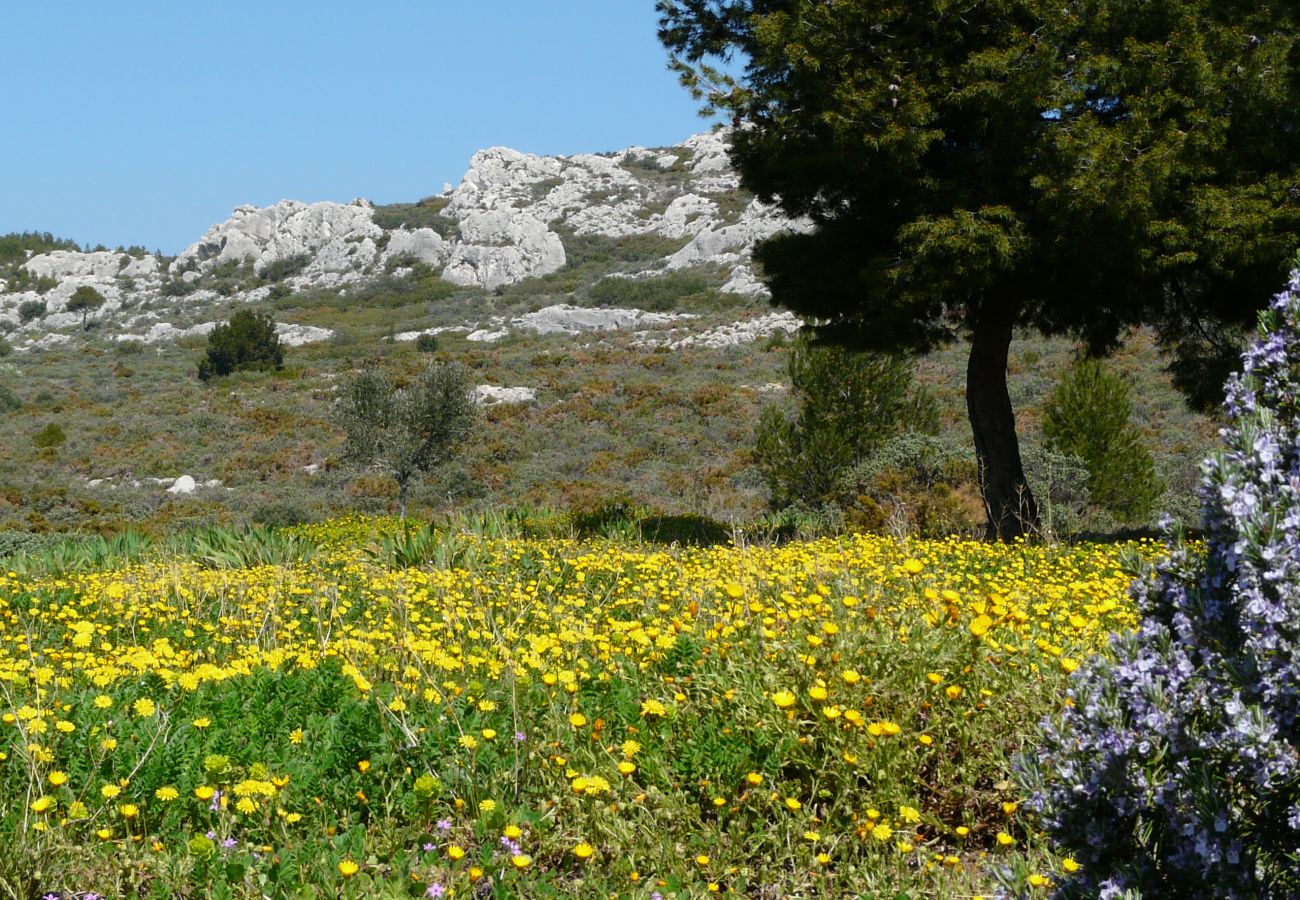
639,513,732,547
32,423,66,449
257,253,311,283
335,362,477,518
414,333,440,353
587,271,713,311
17,300,46,324
0,383,19,414
1042,357,1164,525
66,285,105,325
755,335,938,509
160,278,199,297
1018,269,1300,898
838,433,983,537
0,336,11,358
197,309,284,381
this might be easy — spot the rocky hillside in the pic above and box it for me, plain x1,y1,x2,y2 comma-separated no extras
0,130,808,350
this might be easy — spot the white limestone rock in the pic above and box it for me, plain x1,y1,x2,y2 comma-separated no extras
173,199,383,276
167,475,197,495
475,385,537,405
441,209,565,290
721,265,769,298
113,320,332,346
666,199,812,271
380,228,448,268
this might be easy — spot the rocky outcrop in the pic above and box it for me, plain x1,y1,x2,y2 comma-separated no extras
2,128,811,341
475,385,537,405
466,303,694,343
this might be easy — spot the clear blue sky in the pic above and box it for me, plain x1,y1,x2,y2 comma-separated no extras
1,1,718,254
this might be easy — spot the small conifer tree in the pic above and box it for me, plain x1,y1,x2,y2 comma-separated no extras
197,309,284,381
1042,357,1163,525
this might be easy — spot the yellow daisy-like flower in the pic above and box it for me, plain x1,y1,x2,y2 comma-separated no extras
569,713,587,727
119,803,139,819
289,728,304,745
745,772,763,786
618,761,636,775
997,832,1016,847
771,691,796,709
504,824,522,839
31,795,55,813
511,854,532,869
192,717,211,729
47,770,68,786
94,695,113,709
132,698,156,717
1062,857,1082,873
338,859,359,877
574,842,594,860
155,786,179,802
100,784,121,800
448,845,466,860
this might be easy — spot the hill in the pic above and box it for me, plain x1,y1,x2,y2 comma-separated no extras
0,130,1215,535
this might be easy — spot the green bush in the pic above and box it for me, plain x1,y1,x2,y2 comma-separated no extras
197,309,284,381
66,285,105,324
17,300,46,323
837,433,983,537
639,513,732,547
587,271,713,311
414,333,440,353
755,336,938,510
371,196,457,238
1043,357,1164,525
0,383,20,414
0,336,11,358
257,253,311,283
160,278,199,297
32,423,66,449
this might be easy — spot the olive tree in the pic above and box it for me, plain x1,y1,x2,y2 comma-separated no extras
335,363,477,518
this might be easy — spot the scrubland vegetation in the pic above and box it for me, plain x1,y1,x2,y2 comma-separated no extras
0,514,1152,897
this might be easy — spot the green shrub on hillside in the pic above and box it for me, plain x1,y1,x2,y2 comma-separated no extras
17,300,46,324
755,336,938,511
0,383,19,414
32,423,66,449
196,309,284,381
257,253,311,283
588,271,713,311
1043,357,1164,525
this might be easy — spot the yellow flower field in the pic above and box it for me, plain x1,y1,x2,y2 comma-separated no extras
0,517,1154,897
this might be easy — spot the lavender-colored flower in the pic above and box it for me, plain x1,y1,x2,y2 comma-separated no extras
221,837,237,849
1017,268,1300,898
422,841,436,852
426,884,445,898
209,790,223,812
514,731,527,742
43,893,59,900
436,818,452,831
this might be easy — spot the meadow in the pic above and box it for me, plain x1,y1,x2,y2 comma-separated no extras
0,515,1155,898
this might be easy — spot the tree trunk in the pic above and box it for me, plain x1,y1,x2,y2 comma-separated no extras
397,479,409,520
967,315,1039,540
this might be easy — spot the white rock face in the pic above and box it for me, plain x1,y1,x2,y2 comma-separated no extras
113,320,332,346
465,303,695,343
440,209,565,290
475,385,537,405
639,311,803,350
2,128,813,332
167,475,197,495
174,199,384,277
666,199,812,271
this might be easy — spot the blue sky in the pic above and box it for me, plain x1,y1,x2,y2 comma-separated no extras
2,1,718,254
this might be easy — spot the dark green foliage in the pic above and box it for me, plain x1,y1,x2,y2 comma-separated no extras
658,0,1300,537
160,278,199,297
639,513,731,547
336,362,478,518
588,271,713,311
257,253,310,283
414,333,439,353
0,383,19,414
196,309,284,381
1043,357,1164,525
16,300,46,324
0,336,10,358
371,196,457,239
32,423,66,449
560,231,692,270
755,336,938,509
66,286,105,324
0,231,80,266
